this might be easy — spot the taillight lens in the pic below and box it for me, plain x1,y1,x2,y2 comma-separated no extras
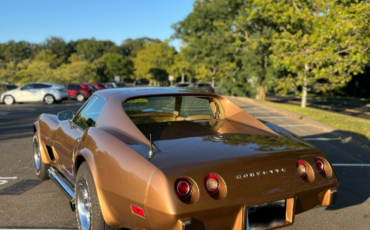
204,173,219,195
315,157,325,174
174,177,193,200
296,160,307,178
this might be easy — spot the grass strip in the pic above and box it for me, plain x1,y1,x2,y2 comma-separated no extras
258,100,370,139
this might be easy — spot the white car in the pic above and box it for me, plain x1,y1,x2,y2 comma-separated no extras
0,82,68,105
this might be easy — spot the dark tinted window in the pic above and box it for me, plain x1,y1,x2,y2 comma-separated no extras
35,84,52,89
75,85,82,89
67,84,74,89
21,84,36,90
74,96,106,129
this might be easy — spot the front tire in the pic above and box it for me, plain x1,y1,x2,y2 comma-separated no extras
33,134,49,180
4,95,15,105
76,162,109,230
44,95,55,104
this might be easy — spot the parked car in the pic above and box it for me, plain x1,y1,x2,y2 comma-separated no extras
173,82,192,87
66,84,93,101
1,82,68,105
88,83,107,90
187,82,214,93
33,87,339,230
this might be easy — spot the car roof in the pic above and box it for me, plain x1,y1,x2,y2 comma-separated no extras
94,87,213,100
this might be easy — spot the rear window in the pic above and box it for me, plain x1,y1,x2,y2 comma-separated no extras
122,96,221,125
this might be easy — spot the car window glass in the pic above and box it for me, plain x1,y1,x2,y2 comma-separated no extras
21,84,35,90
35,84,51,89
179,96,214,117
74,96,106,130
76,85,82,90
123,96,176,115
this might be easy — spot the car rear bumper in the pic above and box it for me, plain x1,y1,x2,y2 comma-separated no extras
142,187,338,230
54,92,69,101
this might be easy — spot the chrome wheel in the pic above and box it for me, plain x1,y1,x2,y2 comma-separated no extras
76,94,85,102
77,178,91,230
33,136,41,172
4,95,14,105
44,95,54,104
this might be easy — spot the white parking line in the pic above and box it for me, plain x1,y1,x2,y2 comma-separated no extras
278,125,311,127
255,117,287,119
0,176,17,185
332,164,370,167
304,138,341,141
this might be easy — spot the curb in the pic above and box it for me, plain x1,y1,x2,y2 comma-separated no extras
227,96,370,150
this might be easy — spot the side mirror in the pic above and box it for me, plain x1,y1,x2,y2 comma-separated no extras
57,110,74,121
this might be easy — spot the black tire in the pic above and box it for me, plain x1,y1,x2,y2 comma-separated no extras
76,162,114,230
33,134,50,180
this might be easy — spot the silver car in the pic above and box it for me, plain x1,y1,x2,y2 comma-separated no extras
0,82,68,105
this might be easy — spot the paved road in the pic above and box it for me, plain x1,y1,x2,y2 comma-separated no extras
0,99,370,229
266,95,370,120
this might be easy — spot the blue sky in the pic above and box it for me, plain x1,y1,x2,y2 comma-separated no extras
0,0,194,50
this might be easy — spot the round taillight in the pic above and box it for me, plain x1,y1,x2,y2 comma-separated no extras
204,173,219,196
174,177,193,200
296,160,307,178
315,157,325,174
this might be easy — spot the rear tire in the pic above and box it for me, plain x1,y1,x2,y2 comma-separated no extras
44,95,55,105
4,95,15,105
76,94,85,102
33,134,50,180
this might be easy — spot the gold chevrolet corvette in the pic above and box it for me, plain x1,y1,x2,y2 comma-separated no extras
33,87,339,230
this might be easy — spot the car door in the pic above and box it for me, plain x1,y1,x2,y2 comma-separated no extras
53,96,106,179
34,83,52,101
16,84,38,102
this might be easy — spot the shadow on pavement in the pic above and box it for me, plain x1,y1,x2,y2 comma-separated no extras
302,130,370,211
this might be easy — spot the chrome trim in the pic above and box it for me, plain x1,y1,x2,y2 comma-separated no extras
48,167,75,199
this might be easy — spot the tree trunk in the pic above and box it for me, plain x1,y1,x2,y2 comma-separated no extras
181,73,185,83
301,64,309,108
211,76,215,88
258,86,266,101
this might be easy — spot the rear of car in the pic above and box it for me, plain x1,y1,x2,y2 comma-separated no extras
66,84,92,101
113,93,339,230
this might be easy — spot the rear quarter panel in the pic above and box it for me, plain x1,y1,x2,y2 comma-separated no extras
35,114,60,164
75,127,157,229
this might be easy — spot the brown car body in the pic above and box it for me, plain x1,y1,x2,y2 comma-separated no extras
33,87,339,230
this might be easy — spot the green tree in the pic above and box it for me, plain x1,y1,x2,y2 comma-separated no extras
254,0,370,107
172,0,243,87
91,53,134,82
75,38,115,62
121,37,161,57
43,37,72,66
170,50,191,83
133,41,175,85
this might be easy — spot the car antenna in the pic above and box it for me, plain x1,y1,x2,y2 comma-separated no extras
149,134,154,159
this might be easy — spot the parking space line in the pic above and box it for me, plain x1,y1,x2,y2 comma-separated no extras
278,125,311,127
255,117,287,119
332,164,370,167
304,138,341,141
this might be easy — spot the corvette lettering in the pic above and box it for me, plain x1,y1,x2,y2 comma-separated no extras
236,168,286,179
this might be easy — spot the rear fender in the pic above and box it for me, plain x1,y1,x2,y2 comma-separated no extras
75,127,157,229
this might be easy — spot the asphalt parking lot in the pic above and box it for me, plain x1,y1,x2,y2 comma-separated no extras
0,99,370,229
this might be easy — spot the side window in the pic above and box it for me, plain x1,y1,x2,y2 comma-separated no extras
21,84,35,90
35,84,51,89
75,85,82,90
73,96,106,130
